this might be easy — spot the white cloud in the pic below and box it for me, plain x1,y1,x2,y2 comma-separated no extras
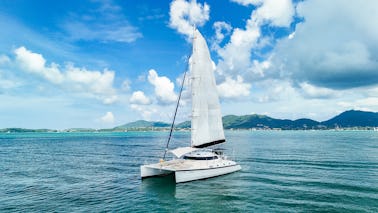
366,86,378,97
217,25,260,76
147,69,177,104
129,91,151,105
272,0,378,89
213,22,232,42
251,0,294,27
217,75,251,98
337,97,378,112
212,21,232,50
230,0,262,6
250,59,271,78
288,32,295,39
103,95,118,105
15,46,45,71
252,79,299,103
356,98,378,107
100,111,115,124
15,46,64,84
130,104,157,120
65,64,115,94
169,0,210,39
299,82,339,99
14,46,117,104
216,0,295,81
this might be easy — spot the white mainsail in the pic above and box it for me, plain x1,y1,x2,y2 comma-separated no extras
190,29,225,148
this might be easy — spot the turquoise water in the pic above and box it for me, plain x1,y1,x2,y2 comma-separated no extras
1,131,378,212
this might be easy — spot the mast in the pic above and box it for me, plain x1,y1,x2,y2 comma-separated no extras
162,69,187,160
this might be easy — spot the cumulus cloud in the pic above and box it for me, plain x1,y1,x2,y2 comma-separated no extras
214,0,296,100
215,0,294,80
217,75,251,98
211,21,232,50
147,69,177,104
65,64,115,94
231,0,294,27
230,0,262,6
272,0,378,89
100,111,115,124
15,47,64,84
217,24,260,77
299,82,339,99
250,79,299,103
251,0,294,27
14,46,117,104
130,104,157,120
169,0,210,39
129,91,151,105
250,59,271,78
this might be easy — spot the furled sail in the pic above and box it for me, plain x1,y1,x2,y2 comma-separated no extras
190,29,225,148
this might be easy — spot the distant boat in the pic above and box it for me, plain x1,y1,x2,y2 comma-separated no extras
140,29,241,183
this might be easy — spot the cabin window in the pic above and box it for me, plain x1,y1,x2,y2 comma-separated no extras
183,156,218,160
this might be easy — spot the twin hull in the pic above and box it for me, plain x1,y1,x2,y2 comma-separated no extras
141,159,241,183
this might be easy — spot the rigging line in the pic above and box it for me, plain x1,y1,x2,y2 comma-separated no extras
162,68,187,160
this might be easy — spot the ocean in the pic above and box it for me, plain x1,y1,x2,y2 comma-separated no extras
1,131,378,212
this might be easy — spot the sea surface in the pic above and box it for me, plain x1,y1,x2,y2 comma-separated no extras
1,130,378,212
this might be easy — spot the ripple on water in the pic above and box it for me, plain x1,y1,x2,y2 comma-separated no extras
1,131,378,212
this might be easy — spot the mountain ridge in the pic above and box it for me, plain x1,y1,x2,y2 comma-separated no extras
114,109,378,130
1,110,377,132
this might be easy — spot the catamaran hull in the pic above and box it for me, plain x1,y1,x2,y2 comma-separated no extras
175,164,241,183
141,163,241,183
140,165,173,178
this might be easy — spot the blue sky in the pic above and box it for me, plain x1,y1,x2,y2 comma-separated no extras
0,0,377,129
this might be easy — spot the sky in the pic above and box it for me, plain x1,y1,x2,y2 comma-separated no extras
0,0,378,129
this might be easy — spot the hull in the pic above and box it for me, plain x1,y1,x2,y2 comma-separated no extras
140,165,173,178
140,158,241,183
175,164,241,183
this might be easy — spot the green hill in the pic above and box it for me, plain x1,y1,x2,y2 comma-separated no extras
115,120,170,129
4,110,375,133
222,114,319,130
321,110,378,127
114,110,377,130
176,120,191,128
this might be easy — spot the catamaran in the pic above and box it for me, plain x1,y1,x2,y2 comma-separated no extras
140,29,241,183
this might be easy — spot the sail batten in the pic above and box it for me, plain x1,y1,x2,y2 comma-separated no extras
190,29,225,148
193,139,225,148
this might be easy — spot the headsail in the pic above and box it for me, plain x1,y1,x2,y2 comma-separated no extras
190,29,225,148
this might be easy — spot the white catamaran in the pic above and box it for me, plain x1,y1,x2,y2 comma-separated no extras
140,29,241,183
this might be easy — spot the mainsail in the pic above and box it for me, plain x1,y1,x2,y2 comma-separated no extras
190,29,225,148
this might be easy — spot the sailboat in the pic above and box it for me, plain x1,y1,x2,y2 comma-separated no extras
140,29,241,183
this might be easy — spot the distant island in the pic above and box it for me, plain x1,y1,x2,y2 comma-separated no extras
1,110,378,133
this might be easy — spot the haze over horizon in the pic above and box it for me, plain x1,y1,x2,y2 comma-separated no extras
1,0,378,129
